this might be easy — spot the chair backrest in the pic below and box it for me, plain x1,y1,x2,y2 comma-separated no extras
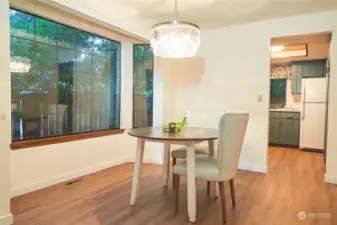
216,112,249,181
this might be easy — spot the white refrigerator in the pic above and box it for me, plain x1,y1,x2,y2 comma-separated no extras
300,77,328,151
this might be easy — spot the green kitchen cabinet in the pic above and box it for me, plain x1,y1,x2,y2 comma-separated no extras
302,63,310,78
291,64,302,94
269,118,281,144
306,59,327,78
279,118,300,146
291,59,327,94
269,112,300,146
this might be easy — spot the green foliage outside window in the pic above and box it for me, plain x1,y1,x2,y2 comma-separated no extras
133,45,154,128
10,8,121,141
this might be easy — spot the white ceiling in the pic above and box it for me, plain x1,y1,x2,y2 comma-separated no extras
122,0,337,29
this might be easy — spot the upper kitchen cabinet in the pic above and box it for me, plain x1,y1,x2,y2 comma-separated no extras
291,63,302,94
291,59,327,94
301,59,327,78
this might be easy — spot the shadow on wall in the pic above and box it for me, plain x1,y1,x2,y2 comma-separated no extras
163,57,205,86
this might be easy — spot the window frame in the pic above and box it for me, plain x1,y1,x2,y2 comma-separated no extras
132,44,154,128
10,7,123,149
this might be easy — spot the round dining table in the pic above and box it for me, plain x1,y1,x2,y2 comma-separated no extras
128,127,218,223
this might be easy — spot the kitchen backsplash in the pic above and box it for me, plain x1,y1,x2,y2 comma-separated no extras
270,64,301,110
286,79,301,109
271,64,291,79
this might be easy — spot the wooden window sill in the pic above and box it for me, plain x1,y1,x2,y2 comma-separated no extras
10,129,125,150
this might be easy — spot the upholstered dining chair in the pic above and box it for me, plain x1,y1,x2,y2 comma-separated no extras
173,112,249,224
171,110,224,189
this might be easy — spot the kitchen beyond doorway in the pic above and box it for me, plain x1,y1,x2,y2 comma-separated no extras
268,32,332,167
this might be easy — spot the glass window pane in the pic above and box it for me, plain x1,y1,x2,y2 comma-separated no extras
113,93,120,128
35,17,57,44
58,48,76,69
134,64,145,95
10,8,121,141
133,45,153,128
134,45,144,63
92,37,106,56
11,68,35,90
10,9,34,40
93,72,106,93
92,93,107,130
77,31,93,52
75,52,92,72
10,37,35,65
144,47,153,62
74,91,92,132
93,56,107,75
75,73,93,93
107,40,121,61
58,71,75,99
36,43,57,68
35,68,57,91
58,24,77,49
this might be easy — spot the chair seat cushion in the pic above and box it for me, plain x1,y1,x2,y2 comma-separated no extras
171,147,208,159
173,155,219,181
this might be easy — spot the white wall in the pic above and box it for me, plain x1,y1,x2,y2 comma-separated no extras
326,24,337,184
0,0,13,224
162,10,337,179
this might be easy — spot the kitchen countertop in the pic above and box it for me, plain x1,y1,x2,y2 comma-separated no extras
269,108,301,112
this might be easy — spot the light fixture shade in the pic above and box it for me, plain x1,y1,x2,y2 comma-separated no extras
10,56,31,73
271,44,307,59
151,20,200,58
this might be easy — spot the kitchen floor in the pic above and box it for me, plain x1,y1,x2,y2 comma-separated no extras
12,147,336,225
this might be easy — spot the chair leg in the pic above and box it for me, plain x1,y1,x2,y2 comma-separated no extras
218,181,226,224
229,179,236,208
206,181,211,196
172,158,177,189
174,174,180,213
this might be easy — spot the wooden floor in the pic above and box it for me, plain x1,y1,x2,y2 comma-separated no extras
12,147,337,225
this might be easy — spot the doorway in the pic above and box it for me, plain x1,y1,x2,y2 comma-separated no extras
268,32,332,168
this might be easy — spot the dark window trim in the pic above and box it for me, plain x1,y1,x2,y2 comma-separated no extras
11,129,125,150
10,7,122,146
132,44,154,128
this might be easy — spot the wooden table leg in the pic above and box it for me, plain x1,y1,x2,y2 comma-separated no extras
163,143,170,186
130,139,145,206
208,140,219,197
187,145,196,223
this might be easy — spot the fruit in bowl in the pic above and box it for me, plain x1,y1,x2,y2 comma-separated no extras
163,117,188,133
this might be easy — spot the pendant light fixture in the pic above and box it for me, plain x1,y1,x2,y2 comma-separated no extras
151,0,201,58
